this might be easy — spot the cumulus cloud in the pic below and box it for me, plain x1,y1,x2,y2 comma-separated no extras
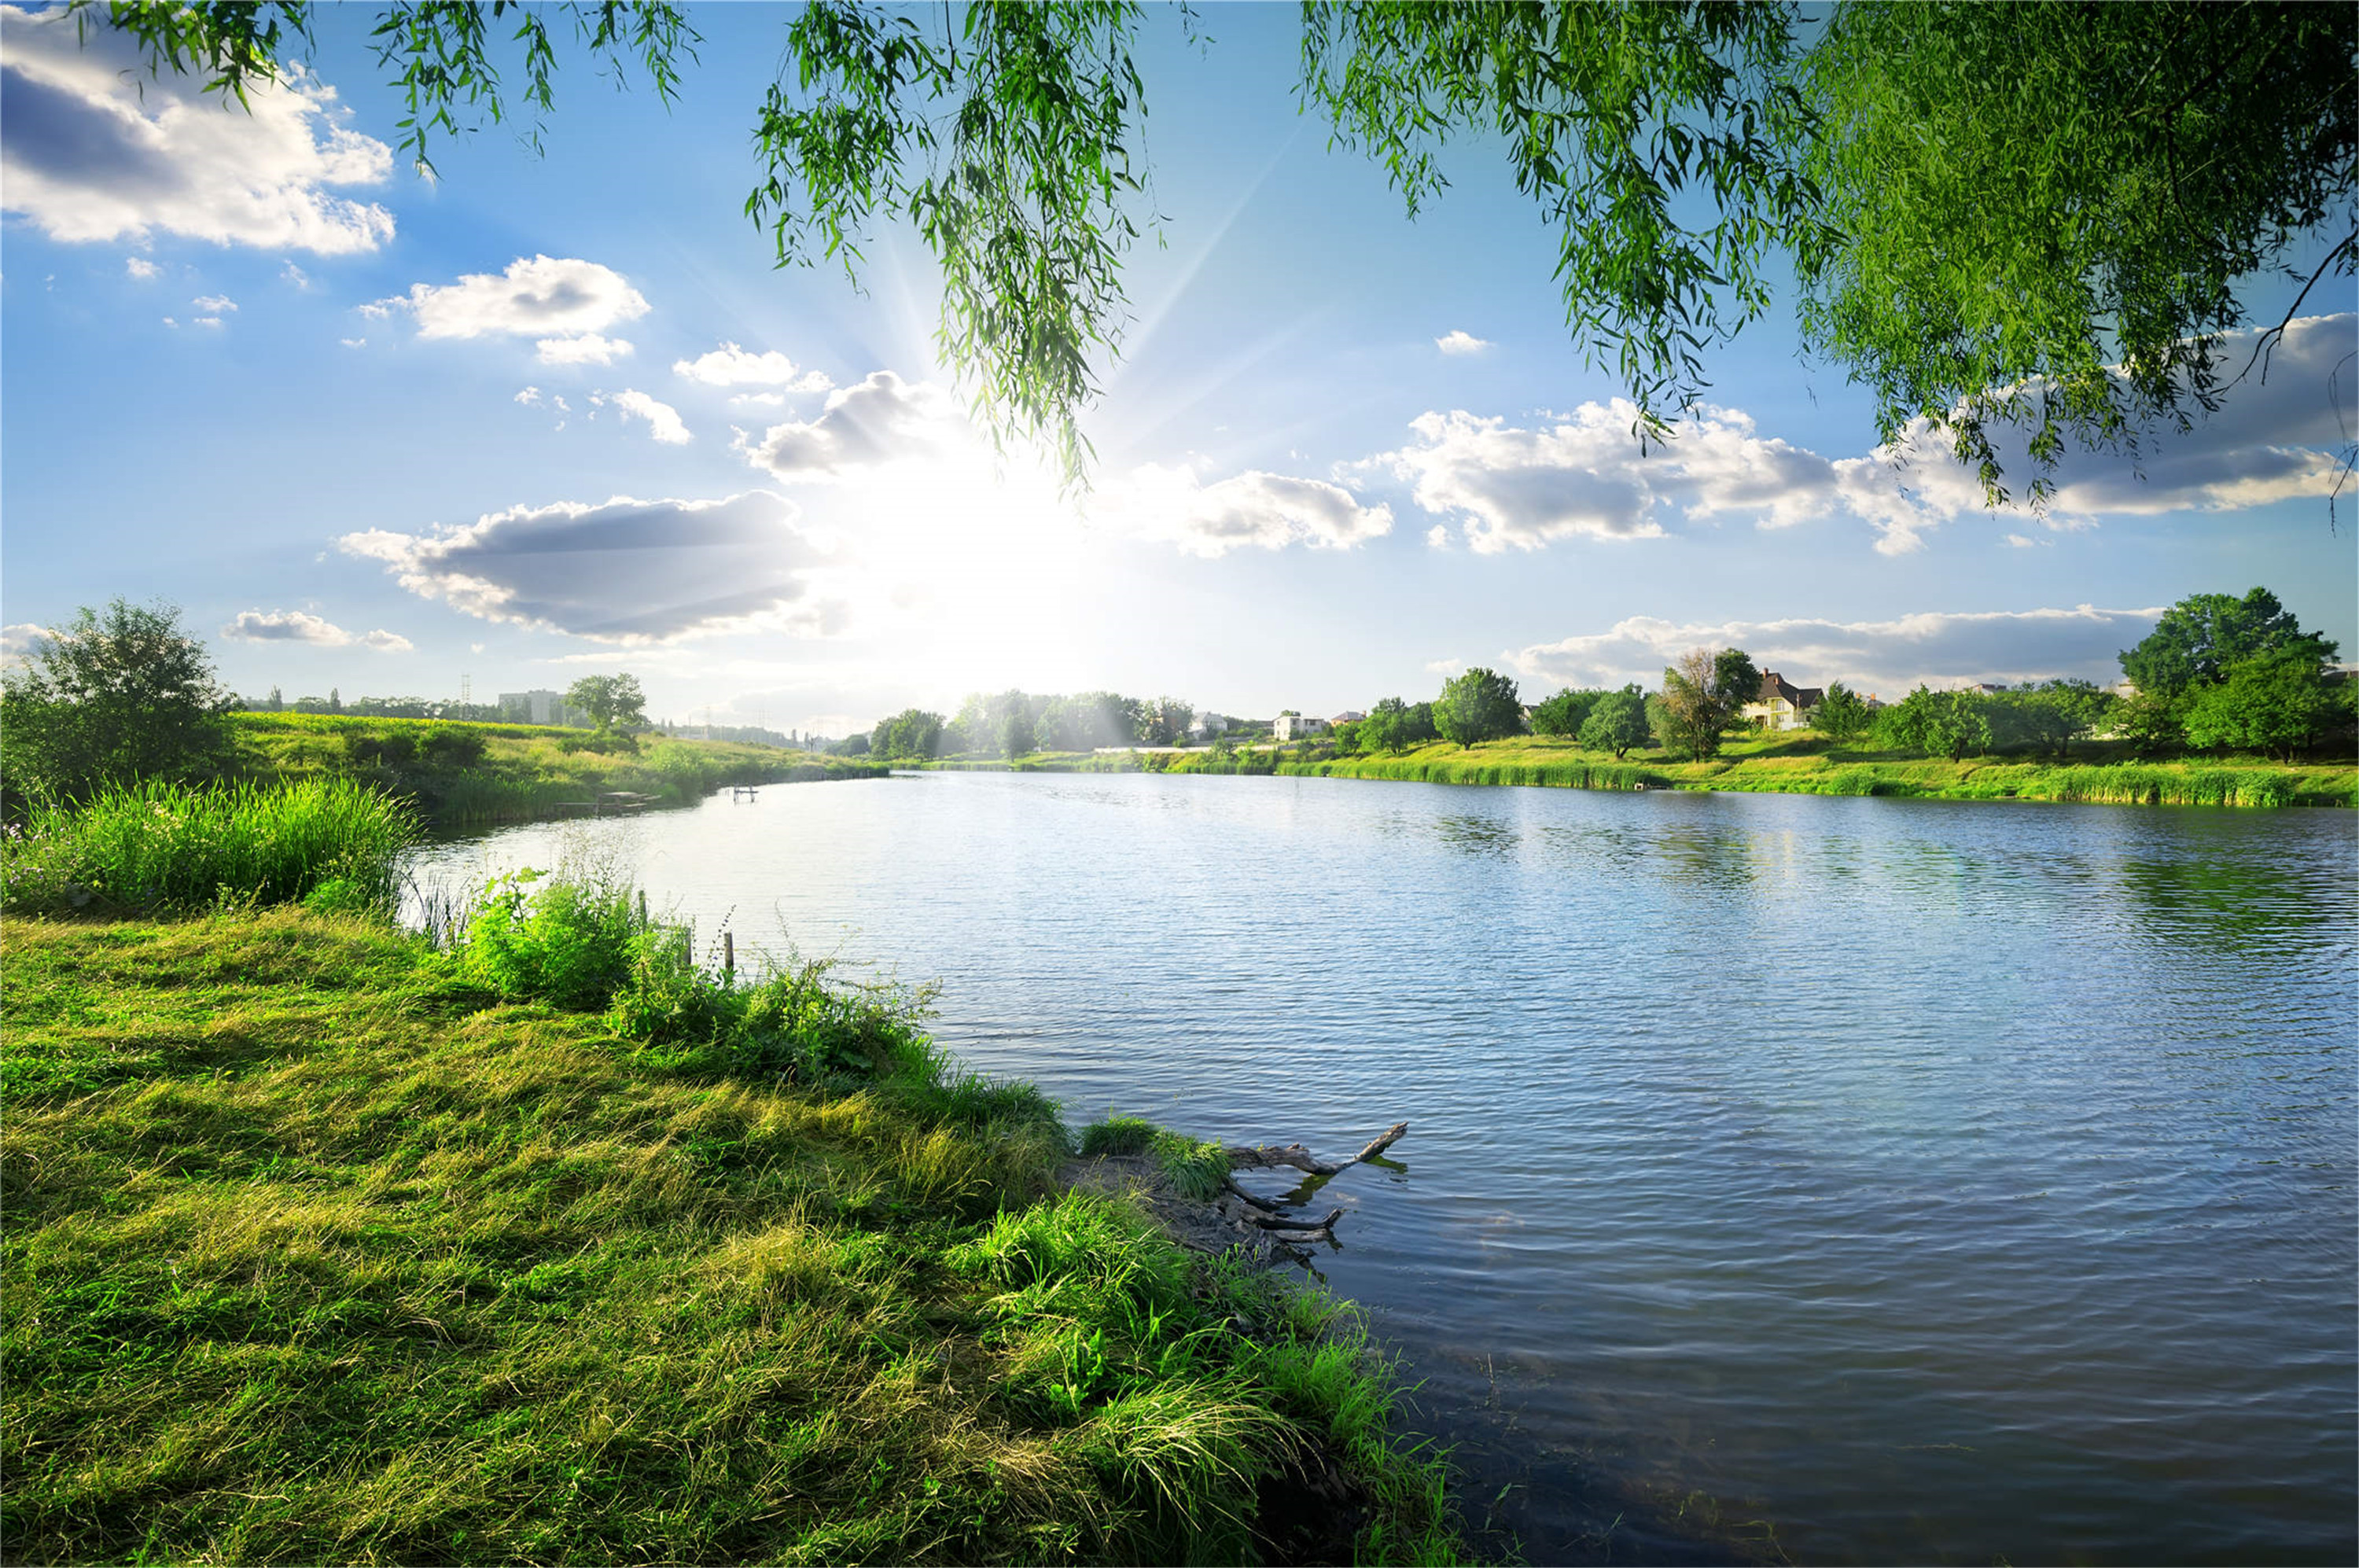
382,255,649,359
537,332,632,366
1093,464,1393,558
2,622,57,665
594,388,690,445
340,336,366,348
339,491,835,644
123,256,160,280
1506,605,2166,697
735,370,962,481
1435,329,1492,356
1375,314,2356,555
223,609,411,651
674,341,831,392
193,293,235,313
0,4,393,252
280,260,310,289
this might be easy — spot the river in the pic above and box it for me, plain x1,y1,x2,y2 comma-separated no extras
408,771,2357,1565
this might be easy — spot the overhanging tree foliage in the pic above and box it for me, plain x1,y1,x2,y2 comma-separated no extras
80,0,2356,496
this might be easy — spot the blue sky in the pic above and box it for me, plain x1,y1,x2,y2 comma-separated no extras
5,3,2353,736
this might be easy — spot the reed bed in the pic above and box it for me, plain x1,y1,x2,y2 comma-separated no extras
2,777,415,915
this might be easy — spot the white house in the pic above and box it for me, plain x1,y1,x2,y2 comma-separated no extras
1329,710,1366,727
1272,711,1330,742
1738,671,1824,731
1190,712,1231,740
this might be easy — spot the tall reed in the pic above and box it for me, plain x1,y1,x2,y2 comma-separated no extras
2,777,416,915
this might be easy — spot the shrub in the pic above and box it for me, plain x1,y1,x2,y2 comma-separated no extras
0,778,415,916
451,869,641,1010
1080,1115,1231,1202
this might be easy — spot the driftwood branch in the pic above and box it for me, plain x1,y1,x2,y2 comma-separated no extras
1225,1122,1408,1177
1223,1178,1287,1213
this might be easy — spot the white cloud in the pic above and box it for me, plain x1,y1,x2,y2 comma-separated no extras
675,341,831,392
730,392,786,408
1425,524,1449,549
222,609,410,650
1506,605,2167,698
383,256,649,361
2001,533,2051,549
595,388,690,445
513,386,543,406
340,336,365,348
1375,315,2357,556
192,293,236,313
1435,329,1492,356
1,621,57,665
1094,463,1393,558
0,5,394,252
192,315,224,328
280,260,309,289
735,370,962,481
536,332,632,366
340,491,836,644
1423,657,1465,675
356,300,389,320
123,256,160,280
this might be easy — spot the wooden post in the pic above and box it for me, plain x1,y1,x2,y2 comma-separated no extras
723,930,734,981
637,889,647,928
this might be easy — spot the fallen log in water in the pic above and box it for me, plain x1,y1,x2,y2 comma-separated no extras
1224,1121,1408,1177
1217,1124,1410,1243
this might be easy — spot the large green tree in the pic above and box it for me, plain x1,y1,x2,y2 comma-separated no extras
86,0,2356,495
565,673,648,732
1653,647,1759,760
1810,680,1872,743
1432,667,1523,748
1577,685,1649,759
2119,587,2339,699
0,598,232,806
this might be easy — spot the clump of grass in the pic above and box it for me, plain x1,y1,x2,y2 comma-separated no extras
0,777,416,916
1080,1115,1232,1202
2,909,1469,1564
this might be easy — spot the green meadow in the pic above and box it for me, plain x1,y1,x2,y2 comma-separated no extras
934,734,2357,808
228,712,888,826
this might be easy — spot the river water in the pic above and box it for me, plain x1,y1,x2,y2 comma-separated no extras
408,772,2357,1565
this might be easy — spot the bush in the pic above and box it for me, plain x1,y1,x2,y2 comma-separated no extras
1,778,416,916
452,870,642,1010
0,598,231,810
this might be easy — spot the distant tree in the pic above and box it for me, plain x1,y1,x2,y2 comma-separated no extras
2114,690,2188,759
0,598,231,806
328,686,341,712
1578,686,1651,759
999,703,1036,759
870,709,944,760
264,683,285,712
2183,650,2339,761
1877,686,1993,761
1986,679,2116,758
2120,589,2339,700
1137,696,1195,747
1356,697,1407,753
1402,701,1439,746
1529,686,1607,738
565,674,648,732
1812,680,1872,742
1433,668,1522,748
832,732,870,757
1654,647,1759,760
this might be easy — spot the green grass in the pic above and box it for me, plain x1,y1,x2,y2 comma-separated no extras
2,898,1468,1565
1275,733,2357,808
1080,1116,1235,1203
1,777,417,918
229,712,889,825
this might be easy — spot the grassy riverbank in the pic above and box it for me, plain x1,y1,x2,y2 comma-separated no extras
1,905,1465,1565
230,712,889,825
923,733,2357,808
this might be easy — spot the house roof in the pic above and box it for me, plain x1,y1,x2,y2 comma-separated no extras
1755,671,1824,708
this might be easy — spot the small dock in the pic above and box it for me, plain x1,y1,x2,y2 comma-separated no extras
729,785,760,801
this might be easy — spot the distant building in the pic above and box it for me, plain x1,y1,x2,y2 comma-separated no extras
1739,671,1824,731
498,688,580,727
1272,711,1330,742
1330,710,1366,726
1190,712,1230,739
